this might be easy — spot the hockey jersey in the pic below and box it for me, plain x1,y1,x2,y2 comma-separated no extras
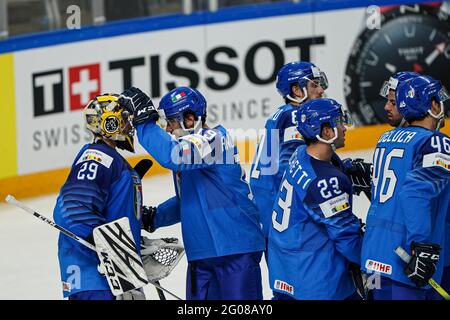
136,121,265,261
53,142,142,298
361,126,450,286
249,103,304,237
268,145,362,300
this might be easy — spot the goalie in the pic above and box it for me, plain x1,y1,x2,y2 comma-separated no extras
53,94,183,300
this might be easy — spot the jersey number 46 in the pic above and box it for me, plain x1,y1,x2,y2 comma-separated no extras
372,147,404,203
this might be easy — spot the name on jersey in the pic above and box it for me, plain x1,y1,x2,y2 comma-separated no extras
365,259,392,275
423,152,450,171
319,193,350,218
274,280,294,295
76,149,113,168
378,130,417,144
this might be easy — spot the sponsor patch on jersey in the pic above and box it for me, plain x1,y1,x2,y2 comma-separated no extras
76,149,113,168
180,134,212,158
274,280,294,295
365,259,392,275
284,126,303,143
423,152,450,171
319,193,350,218
62,281,71,292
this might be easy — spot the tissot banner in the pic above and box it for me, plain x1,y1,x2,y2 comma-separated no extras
9,2,450,174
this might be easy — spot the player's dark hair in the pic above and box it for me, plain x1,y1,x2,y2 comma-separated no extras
407,97,439,123
303,122,331,146
285,84,300,104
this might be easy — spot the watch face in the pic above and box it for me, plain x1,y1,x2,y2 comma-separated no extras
344,4,450,125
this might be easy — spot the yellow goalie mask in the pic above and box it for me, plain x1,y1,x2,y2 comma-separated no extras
84,94,135,152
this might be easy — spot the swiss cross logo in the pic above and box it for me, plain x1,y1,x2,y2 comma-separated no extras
69,64,101,111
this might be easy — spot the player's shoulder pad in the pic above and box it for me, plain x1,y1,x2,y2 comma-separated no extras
421,132,450,172
275,105,296,126
274,105,303,143
75,145,115,169
179,133,213,158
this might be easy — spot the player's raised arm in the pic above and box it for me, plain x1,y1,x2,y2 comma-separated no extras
120,87,231,171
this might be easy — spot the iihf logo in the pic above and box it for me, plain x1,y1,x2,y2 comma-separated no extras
407,88,415,98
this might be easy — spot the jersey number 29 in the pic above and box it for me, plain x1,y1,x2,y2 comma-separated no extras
77,162,98,180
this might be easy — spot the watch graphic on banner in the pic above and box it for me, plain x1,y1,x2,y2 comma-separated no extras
344,2,450,125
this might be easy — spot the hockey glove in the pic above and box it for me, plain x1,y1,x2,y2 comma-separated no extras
344,158,373,199
404,242,441,287
119,87,159,125
142,205,157,233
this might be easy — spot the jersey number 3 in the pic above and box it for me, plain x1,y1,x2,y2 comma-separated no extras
272,179,293,232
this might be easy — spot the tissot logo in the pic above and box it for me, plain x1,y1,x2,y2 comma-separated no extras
31,34,326,121
32,69,64,117
69,64,101,111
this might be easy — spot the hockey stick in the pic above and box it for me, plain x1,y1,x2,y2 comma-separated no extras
133,159,167,300
5,194,182,300
5,195,96,251
395,246,450,300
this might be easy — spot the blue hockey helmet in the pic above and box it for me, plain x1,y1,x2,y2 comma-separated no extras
379,71,420,98
297,98,352,144
159,86,207,121
396,75,449,125
276,61,328,103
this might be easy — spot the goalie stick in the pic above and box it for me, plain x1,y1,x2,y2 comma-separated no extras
395,246,450,300
5,194,182,300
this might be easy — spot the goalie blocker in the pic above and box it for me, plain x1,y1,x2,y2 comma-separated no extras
93,217,148,296
94,218,185,299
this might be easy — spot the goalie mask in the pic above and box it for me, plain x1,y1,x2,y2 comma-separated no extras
84,94,135,152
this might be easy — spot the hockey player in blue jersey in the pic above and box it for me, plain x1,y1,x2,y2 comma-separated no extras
268,98,363,300
119,86,265,300
378,71,450,300
249,61,328,239
379,71,420,127
53,94,143,300
361,75,450,300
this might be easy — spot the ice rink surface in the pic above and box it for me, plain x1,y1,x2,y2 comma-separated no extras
0,150,372,300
